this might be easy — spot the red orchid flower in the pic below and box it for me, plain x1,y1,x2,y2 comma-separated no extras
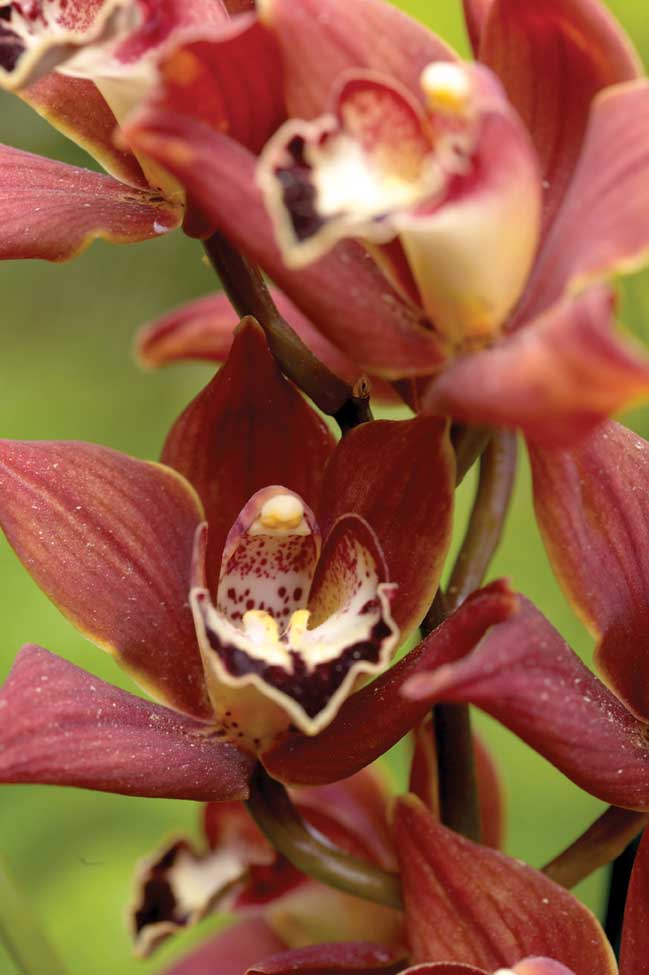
124,0,649,446
0,0,279,259
155,793,649,975
0,320,462,799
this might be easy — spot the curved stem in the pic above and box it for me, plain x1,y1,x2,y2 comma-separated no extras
0,855,67,975
542,807,648,890
246,767,403,910
203,232,372,430
452,425,492,486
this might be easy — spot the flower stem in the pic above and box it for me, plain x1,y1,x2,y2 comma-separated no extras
203,232,372,430
542,806,648,890
246,767,403,909
0,855,67,975
431,431,518,843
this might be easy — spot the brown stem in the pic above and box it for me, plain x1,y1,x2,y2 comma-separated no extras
432,431,517,843
542,807,649,890
246,767,403,910
452,425,492,486
203,232,372,430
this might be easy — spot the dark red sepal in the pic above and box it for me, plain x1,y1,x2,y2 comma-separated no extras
246,941,405,974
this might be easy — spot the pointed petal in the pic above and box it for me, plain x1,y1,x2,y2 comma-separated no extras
161,319,335,592
0,438,209,717
20,73,147,186
480,0,641,235
0,144,179,261
619,829,649,975
162,918,286,975
135,288,399,403
464,0,492,54
124,113,446,378
257,0,455,118
425,285,649,445
0,645,253,799
394,795,616,972
318,417,454,637
529,421,649,721
247,942,405,974
261,581,517,785
403,597,649,810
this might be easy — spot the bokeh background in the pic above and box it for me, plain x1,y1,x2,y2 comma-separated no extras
1,1,649,972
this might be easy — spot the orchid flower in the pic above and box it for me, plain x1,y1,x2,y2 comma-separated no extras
0,319,460,798
123,0,649,445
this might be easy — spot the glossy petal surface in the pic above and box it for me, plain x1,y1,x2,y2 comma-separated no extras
404,597,649,809
0,439,209,716
0,645,254,799
0,144,179,261
530,421,649,721
481,0,641,234
394,796,615,972
125,114,444,378
262,581,516,785
425,285,649,445
318,417,454,637
162,918,286,975
161,320,335,591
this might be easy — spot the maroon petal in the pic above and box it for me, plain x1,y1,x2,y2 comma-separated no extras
481,0,641,236
21,73,147,187
520,79,649,322
318,417,454,637
247,942,405,974
0,144,179,261
0,438,209,717
125,113,445,378
161,319,335,591
529,421,649,721
425,284,649,446
404,597,649,809
394,795,616,972
463,0,492,54
0,646,253,800
620,829,649,974
162,918,286,975
261,581,517,785
258,0,455,118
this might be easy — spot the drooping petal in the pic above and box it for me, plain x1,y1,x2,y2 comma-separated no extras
20,73,147,186
0,438,209,717
262,580,517,785
403,597,649,810
247,942,406,974
161,319,335,592
192,512,398,748
619,828,649,975
0,645,254,799
518,79,649,324
0,0,135,89
318,417,454,637
529,421,649,721
257,0,455,119
124,112,446,378
135,288,399,403
162,918,286,975
480,0,642,235
425,285,649,445
0,144,180,261
394,795,616,973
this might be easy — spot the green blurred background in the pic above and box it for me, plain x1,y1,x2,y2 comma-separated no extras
1,1,649,971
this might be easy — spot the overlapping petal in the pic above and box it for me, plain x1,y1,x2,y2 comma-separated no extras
403,597,649,810
318,417,454,636
529,420,649,722
161,319,335,591
0,143,179,260
620,829,649,974
162,918,286,975
394,795,615,973
247,942,405,974
0,438,208,716
0,645,254,800
262,580,516,785
424,285,649,444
